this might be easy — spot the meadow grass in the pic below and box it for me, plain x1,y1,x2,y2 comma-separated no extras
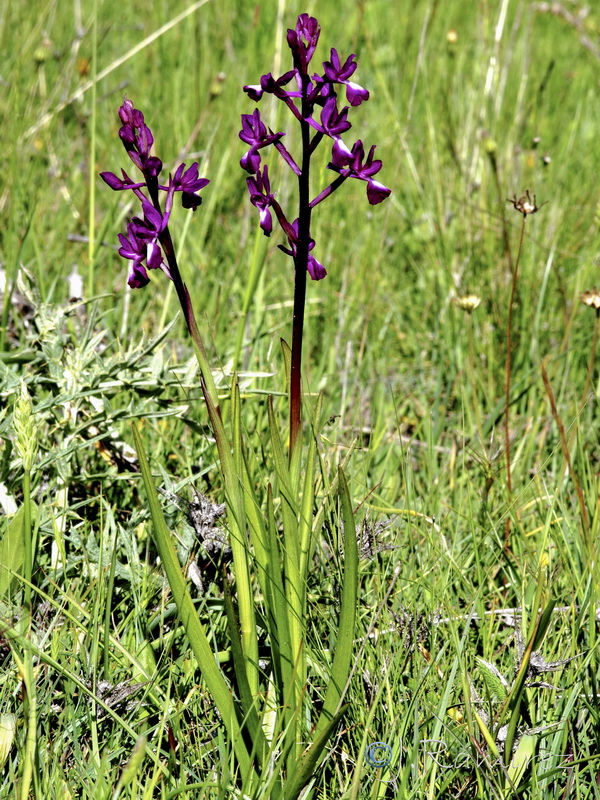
1,0,600,797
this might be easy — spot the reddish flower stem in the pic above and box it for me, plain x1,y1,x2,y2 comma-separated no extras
289,86,312,458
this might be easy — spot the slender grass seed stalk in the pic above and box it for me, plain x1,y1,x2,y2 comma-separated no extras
504,191,546,549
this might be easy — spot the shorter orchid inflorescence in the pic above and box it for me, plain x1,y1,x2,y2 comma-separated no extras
240,13,391,282
101,98,209,289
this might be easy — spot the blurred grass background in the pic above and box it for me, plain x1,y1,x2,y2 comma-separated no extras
2,0,600,797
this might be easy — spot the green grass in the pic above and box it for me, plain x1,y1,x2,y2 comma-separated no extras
2,0,600,797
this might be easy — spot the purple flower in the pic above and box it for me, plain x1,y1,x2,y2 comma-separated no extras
243,84,264,102
310,97,351,138
116,202,172,288
322,49,369,107
287,14,320,72
307,97,353,161
118,222,150,288
278,219,327,281
239,109,285,173
330,140,391,205
246,166,275,236
135,202,170,269
170,162,210,210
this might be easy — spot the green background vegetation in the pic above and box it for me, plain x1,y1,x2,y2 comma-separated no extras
1,0,600,797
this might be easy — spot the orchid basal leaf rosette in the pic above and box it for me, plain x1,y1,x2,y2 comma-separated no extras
240,12,391,282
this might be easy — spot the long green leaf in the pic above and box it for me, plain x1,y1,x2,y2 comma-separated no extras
313,467,358,739
202,377,258,696
265,484,295,701
222,574,265,762
267,396,298,563
283,705,348,800
0,505,27,599
131,422,252,782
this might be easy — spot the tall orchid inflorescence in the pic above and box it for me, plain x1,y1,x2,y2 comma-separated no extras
240,14,391,451
100,98,219,413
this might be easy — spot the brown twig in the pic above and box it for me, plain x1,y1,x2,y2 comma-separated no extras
541,357,590,538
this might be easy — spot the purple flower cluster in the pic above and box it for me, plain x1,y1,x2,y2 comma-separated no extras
101,98,209,288
240,13,391,280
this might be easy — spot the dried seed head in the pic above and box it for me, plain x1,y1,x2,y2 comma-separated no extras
454,294,481,313
580,289,600,311
506,189,546,217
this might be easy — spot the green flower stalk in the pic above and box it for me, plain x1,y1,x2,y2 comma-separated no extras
13,382,38,611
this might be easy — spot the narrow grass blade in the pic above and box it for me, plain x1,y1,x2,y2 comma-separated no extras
264,485,295,730
503,597,556,763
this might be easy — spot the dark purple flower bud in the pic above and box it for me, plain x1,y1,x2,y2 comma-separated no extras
100,169,146,192
287,14,320,73
100,171,127,190
170,162,210,211
246,166,275,236
116,97,163,177
329,140,391,205
322,48,369,106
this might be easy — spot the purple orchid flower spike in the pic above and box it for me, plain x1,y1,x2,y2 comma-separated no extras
101,95,221,421
101,97,209,290
322,49,369,106
240,12,389,451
